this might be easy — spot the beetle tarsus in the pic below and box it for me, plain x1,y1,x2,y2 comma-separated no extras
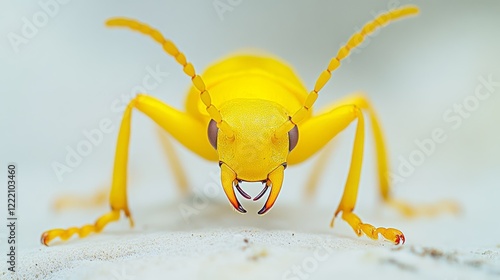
395,234,405,245
41,232,49,246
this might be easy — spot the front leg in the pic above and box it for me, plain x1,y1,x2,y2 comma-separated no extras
41,94,216,245
289,104,404,244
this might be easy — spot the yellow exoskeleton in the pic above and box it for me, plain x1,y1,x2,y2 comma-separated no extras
42,6,456,246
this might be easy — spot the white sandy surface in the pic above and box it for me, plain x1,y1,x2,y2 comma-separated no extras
4,168,500,279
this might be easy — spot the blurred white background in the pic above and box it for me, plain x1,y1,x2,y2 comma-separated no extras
0,0,499,254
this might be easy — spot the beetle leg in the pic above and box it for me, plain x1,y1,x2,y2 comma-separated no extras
288,103,405,244
157,130,190,196
328,105,405,243
385,198,460,218
41,94,217,245
41,210,121,246
338,212,405,245
52,186,108,211
292,93,458,211
42,98,138,246
303,141,336,199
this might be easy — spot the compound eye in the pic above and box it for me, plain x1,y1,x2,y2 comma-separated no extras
207,119,219,149
288,125,299,151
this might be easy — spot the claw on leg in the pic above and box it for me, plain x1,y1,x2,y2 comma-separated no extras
333,211,405,245
40,209,131,246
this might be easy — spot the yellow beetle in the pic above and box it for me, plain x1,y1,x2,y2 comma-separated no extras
42,5,453,246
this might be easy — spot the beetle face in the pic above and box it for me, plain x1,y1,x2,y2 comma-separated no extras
208,98,298,214
214,99,292,180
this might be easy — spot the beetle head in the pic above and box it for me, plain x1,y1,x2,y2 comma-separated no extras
208,99,298,215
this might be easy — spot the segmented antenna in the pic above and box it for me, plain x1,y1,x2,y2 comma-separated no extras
274,6,419,139
106,18,234,138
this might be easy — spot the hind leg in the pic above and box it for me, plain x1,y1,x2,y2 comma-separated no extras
157,129,189,196
52,186,108,211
